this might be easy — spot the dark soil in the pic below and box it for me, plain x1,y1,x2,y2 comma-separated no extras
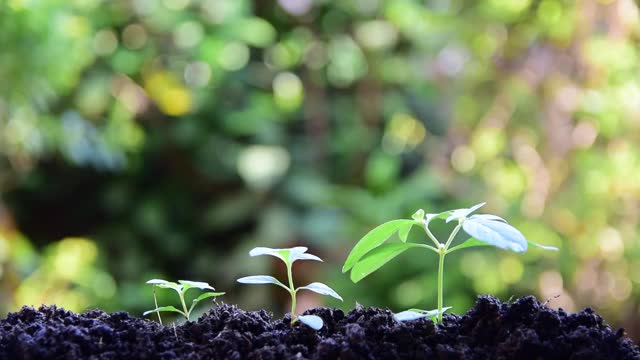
1,295,638,359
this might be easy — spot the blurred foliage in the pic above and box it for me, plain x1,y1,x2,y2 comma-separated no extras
1,0,639,339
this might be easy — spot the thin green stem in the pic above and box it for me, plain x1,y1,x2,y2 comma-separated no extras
287,263,297,326
444,221,463,249
422,221,441,247
437,250,445,323
153,288,163,325
179,293,190,321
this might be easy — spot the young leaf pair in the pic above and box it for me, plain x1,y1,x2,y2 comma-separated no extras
143,279,225,323
343,202,558,323
237,246,343,330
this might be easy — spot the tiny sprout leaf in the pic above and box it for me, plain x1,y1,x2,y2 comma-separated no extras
179,280,215,291
237,275,288,290
298,315,324,330
411,209,425,221
462,217,527,253
143,306,184,317
446,202,486,223
342,219,416,273
297,282,343,301
349,243,423,283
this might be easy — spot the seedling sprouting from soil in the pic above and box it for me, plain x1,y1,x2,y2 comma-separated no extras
237,246,343,330
343,203,558,323
143,279,225,322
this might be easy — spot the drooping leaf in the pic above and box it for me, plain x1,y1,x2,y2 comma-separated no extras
143,306,185,317
446,202,486,223
297,282,343,301
146,279,170,285
237,275,288,290
298,315,323,330
469,214,506,223
179,280,215,291
290,251,323,263
445,237,491,254
249,247,290,261
462,218,527,253
349,243,424,283
192,291,225,304
147,279,182,293
342,219,416,273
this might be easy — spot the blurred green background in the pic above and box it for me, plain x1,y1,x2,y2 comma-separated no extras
1,0,639,340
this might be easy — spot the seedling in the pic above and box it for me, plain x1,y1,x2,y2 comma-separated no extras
143,279,225,322
237,246,343,330
343,203,557,323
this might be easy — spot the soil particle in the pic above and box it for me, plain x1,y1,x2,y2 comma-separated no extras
0,295,637,359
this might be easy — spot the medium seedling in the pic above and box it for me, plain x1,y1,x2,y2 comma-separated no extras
143,279,225,322
237,246,343,330
343,203,558,323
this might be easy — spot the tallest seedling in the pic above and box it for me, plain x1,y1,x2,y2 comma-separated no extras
343,203,557,323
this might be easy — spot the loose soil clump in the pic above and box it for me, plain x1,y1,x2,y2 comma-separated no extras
1,295,637,359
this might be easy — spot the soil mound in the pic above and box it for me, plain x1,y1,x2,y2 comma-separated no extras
1,296,637,359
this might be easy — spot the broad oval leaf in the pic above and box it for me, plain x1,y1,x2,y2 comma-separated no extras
297,282,343,301
462,218,527,253
143,306,185,317
298,315,323,330
237,275,288,290
249,247,291,261
349,243,422,283
179,280,215,291
342,219,416,273
147,279,182,293
446,202,486,223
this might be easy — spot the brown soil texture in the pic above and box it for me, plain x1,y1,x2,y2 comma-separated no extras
1,295,638,359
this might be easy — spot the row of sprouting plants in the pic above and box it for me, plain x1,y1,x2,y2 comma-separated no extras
144,203,557,330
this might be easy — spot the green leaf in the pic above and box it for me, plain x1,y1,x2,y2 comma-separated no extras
342,219,416,273
398,223,413,243
298,315,323,330
445,237,490,254
446,202,486,223
192,291,225,304
179,280,215,292
237,275,289,290
349,243,422,283
462,217,527,252
411,209,425,221
297,282,343,301
143,306,185,317
147,279,182,294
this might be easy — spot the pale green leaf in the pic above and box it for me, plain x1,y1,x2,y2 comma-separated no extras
446,237,490,254
398,223,413,243
237,275,289,290
342,219,416,273
297,282,343,301
143,306,185,317
349,243,423,283
298,315,323,330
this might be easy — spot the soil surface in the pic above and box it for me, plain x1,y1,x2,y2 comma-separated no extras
1,295,638,359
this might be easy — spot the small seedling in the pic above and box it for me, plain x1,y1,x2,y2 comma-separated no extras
143,279,225,322
237,246,343,330
343,203,558,323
